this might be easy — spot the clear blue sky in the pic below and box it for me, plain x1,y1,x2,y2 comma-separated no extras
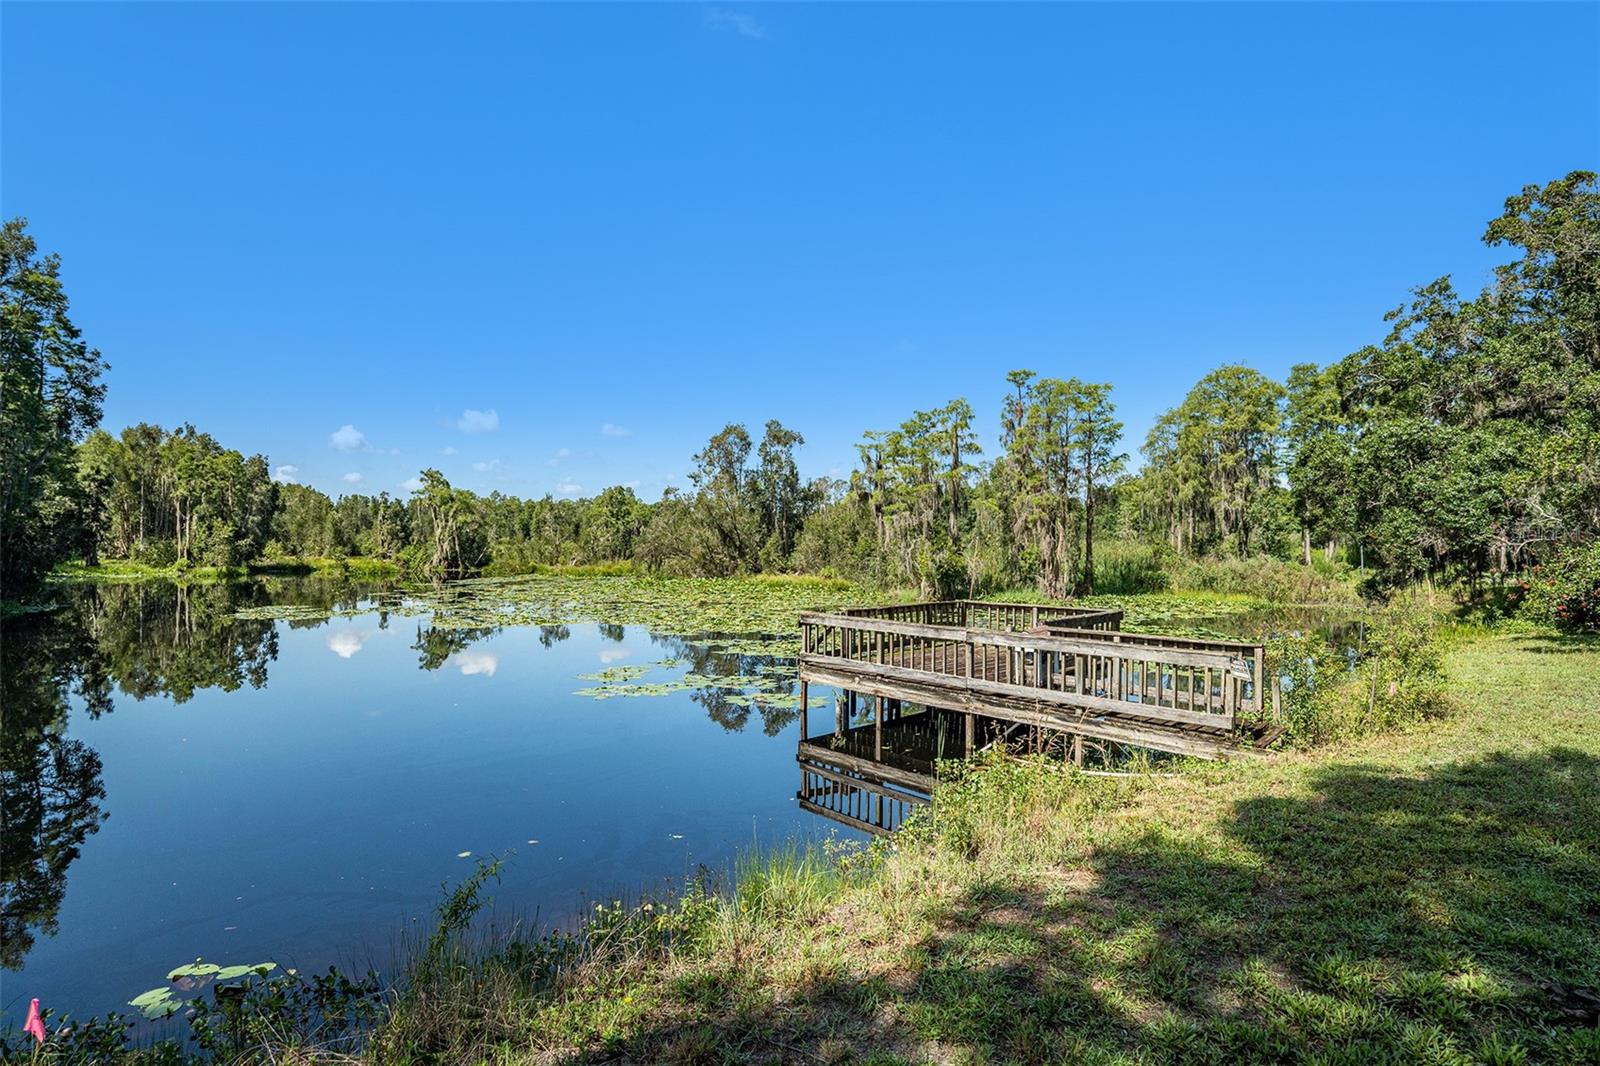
5,3,1597,500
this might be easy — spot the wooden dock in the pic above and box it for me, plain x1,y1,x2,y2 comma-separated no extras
796,599,1276,765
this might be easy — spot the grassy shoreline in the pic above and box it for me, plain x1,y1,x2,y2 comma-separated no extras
344,629,1595,1065
22,625,1585,1063
9,583,1591,1062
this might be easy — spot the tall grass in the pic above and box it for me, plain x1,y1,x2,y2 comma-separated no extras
1168,553,1358,603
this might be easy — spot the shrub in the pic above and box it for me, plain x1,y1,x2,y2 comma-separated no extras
1518,541,1600,632
1267,594,1447,745
1170,554,1357,604
1090,539,1170,594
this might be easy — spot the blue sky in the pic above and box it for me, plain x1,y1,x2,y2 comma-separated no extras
4,3,1596,500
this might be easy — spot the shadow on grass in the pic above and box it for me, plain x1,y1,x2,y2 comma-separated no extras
1503,633,1600,655
550,750,1600,1064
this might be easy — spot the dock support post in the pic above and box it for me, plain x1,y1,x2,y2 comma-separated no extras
964,712,974,756
799,679,808,741
835,691,845,738
874,697,882,760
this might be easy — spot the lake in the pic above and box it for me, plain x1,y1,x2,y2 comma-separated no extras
1,577,863,1023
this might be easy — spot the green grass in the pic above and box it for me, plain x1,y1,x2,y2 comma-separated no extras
369,630,1599,1064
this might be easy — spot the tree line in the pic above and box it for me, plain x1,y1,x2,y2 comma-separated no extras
3,171,1595,601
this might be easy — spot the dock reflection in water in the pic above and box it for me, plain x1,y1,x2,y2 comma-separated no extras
796,696,969,835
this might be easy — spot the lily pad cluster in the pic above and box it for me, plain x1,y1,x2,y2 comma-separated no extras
129,959,278,1019
234,574,873,638
574,657,799,707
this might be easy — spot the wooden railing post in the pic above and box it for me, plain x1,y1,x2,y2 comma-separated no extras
1253,646,1265,716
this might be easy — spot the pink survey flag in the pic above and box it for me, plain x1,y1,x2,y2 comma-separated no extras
23,998,46,1044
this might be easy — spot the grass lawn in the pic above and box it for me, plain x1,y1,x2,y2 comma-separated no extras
383,631,1599,1065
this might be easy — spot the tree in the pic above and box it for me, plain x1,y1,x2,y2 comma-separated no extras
1284,362,1354,564
580,485,647,561
851,400,981,596
688,423,760,575
1139,365,1286,558
410,470,486,579
1070,381,1125,594
75,424,277,567
753,420,809,568
1000,375,1123,597
1295,172,1600,586
1,219,107,596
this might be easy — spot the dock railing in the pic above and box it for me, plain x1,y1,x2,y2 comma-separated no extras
799,607,1263,735
838,599,1124,633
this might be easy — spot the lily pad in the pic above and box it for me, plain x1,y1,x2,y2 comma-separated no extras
130,986,182,1019
214,962,276,983
167,961,222,980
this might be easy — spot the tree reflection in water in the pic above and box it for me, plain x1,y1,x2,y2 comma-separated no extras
649,632,800,736
0,578,327,973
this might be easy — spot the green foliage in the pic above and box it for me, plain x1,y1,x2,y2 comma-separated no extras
987,374,1127,596
1268,594,1448,745
77,423,276,568
851,398,983,596
1290,171,1600,587
1168,554,1358,604
1517,539,1600,631
1,218,107,598
1086,539,1170,595
1133,363,1289,559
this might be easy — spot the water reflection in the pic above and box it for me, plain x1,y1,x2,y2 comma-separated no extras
412,624,498,671
796,697,944,836
648,633,800,736
0,578,395,981
1,609,111,971
0,577,840,1012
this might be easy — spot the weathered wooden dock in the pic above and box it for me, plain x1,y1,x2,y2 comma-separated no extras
797,599,1275,765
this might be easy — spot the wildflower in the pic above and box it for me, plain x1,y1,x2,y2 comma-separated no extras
23,999,45,1044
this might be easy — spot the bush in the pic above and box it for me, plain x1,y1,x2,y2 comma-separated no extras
1170,554,1357,604
1518,541,1600,632
1267,594,1447,745
1090,540,1170,594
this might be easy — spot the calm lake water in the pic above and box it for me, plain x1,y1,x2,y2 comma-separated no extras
1,579,852,1023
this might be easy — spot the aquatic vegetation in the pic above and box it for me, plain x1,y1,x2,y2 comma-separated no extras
129,960,277,1018
574,663,798,705
413,574,874,636
233,574,874,643
574,664,653,683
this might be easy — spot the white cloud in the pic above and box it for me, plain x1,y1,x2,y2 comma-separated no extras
457,408,500,434
600,423,632,438
271,464,300,485
441,446,458,456
342,472,363,484
472,459,501,473
557,481,582,496
547,446,571,467
705,8,766,38
326,628,373,659
599,647,634,664
623,479,641,490
330,424,366,451
449,650,499,677
400,476,425,493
